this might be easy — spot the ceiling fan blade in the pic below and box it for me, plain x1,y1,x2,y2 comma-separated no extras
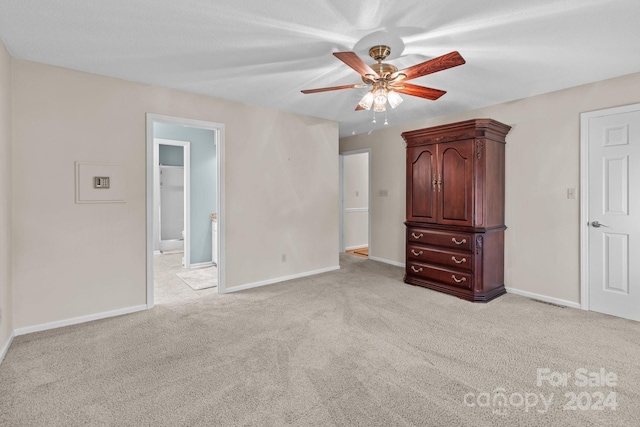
333,52,380,78
393,83,447,100
392,51,465,81
301,83,365,94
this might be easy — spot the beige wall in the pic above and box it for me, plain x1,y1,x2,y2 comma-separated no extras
12,59,339,329
343,153,369,209
0,41,12,354
340,72,640,304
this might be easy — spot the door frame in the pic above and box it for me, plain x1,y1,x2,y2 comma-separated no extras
339,149,371,254
579,102,640,311
146,113,226,309
154,138,190,264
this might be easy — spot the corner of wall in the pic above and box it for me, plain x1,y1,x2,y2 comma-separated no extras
0,37,14,364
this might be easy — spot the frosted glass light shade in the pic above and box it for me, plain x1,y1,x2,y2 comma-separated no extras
373,87,387,112
358,91,374,110
387,90,403,108
373,102,386,112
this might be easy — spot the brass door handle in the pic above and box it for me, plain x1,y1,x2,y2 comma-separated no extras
411,249,423,256
411,233,424,239
452,238,466,245
452,256,466,264
437,173,442,192
452,275,466,283
411,266,423,273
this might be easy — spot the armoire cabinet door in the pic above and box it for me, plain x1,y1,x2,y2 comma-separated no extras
438,140,474,226
407,146,437,223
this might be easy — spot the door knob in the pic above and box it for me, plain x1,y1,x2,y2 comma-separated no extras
590,221,609,228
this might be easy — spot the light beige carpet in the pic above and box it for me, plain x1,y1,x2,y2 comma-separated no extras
1,254,639,426
176,266,218,290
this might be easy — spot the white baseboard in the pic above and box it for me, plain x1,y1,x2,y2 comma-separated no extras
0,331,15,365
345,245,368,251
224,265,340,293
14,304,148,336
505,287,581,309
368,255,405,268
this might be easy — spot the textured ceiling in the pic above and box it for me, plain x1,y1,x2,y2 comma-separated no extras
1,0,639,137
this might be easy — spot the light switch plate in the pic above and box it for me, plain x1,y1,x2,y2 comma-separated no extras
567,188,577,199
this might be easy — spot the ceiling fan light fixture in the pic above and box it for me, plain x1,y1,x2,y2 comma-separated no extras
358,91,374,110
373,87,387,112
373,103,386,113
387,90,403,109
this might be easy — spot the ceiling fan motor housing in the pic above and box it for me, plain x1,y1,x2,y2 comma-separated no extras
369,45,391,61
365,45,398,79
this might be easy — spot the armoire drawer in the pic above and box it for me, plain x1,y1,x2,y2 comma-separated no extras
407,261,473,290
407,227,473,252
407,244,473,271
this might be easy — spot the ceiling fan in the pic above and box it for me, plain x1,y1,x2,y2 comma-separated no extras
301,45,465,112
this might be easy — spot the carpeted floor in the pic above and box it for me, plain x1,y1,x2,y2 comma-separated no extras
1,255,639,426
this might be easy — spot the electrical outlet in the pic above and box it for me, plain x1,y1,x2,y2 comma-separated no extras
281,254,286,262
379,189,388,197
356,191,359,197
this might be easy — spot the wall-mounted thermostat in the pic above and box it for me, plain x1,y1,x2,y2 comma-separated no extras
94,177,110,188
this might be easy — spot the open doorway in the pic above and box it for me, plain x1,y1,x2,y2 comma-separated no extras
340,149,371,259
146,114,225,309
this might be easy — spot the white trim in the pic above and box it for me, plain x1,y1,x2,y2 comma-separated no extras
368,256,405,268
0,331,14,365
13,305,147,336
339,154,343,253
580,109,590,311
345,245,368,251
155,139,190,267
189,261,215,269
344,207,369,213
224,266,340,293
146,114,226,304
505,287,581,310
579,102,640,312
339,149,371,255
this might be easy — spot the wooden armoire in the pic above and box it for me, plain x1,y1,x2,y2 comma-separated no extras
402,119,511,302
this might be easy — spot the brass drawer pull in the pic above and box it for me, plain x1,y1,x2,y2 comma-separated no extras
411,266,423,273
452,256,466,264
451,275,466,283
452,237,466,245
411,249,423,257
411,232,424,239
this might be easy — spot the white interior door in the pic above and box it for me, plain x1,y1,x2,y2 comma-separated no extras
160,165,184,243
585,104,640,321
